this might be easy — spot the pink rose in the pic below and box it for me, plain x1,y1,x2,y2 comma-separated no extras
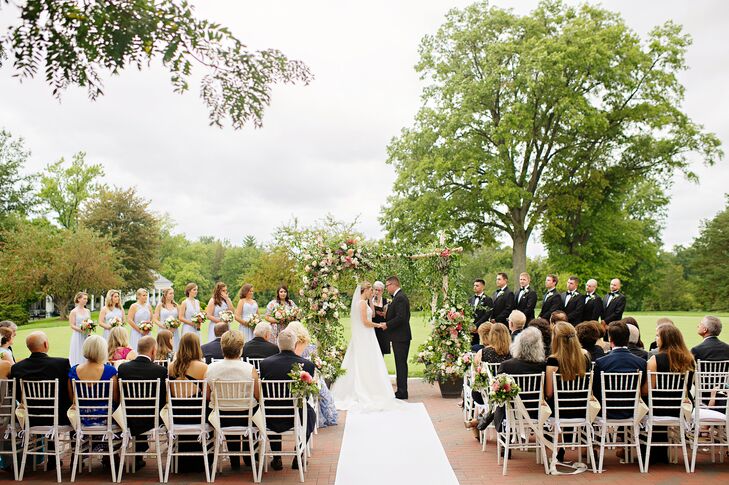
491,381,500,392
300,371,314,384
503,383,511,392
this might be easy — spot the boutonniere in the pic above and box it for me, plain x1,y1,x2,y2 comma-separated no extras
588,294,595,300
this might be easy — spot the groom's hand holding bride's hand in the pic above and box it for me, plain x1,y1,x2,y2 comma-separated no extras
380,322,387,330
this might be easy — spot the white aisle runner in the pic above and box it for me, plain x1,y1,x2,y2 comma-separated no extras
335,403,459,485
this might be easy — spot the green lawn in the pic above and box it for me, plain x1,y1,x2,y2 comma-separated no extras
10,311,728,378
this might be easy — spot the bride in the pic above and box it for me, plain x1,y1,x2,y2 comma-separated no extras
332,281,401,411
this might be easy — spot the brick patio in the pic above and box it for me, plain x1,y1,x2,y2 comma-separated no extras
7,379,728,484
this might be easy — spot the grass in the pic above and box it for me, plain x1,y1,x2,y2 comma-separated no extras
11,311,729,378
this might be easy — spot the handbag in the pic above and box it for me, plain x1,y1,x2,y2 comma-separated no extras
588,398,601,423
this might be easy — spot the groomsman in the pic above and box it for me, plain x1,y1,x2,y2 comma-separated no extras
562,276,584,325
602,278,626,324
490,273,514,324
469,279,493,346
582,279,604,322
539,274,563,320
514,272,537,322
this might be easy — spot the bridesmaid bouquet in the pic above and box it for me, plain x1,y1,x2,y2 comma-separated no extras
288,363,319,399
80,319,96,336
191,312,206,330
219,310,235,324
109,316,124,328
272,304,301,324
164,316,181,330
246,313,262,329
138,320,154,333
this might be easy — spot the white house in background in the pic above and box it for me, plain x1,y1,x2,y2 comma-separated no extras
30,272,174,318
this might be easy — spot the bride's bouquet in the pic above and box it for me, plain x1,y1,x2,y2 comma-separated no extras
191,312,207,330
108,316,124,328
80,319,96,336
219,310,235,324
138,320,154,333
164,315,181,330
288,363,319,399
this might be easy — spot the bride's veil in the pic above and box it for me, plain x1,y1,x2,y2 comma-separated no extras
349,284,366,341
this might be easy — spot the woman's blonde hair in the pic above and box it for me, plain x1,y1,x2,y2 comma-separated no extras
185,283,197,297
170,333,203,379
135,288,148,300
286,321,310,345
160,288,176,307
489,323,511,356
108,326,130,361
74,291,88,304
156,329,174,360
360,281,372,293
83,335,108,363
105,289,122,310
477,322,492,346
550,321,586,381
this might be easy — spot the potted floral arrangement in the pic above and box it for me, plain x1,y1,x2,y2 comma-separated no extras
414,302,472,398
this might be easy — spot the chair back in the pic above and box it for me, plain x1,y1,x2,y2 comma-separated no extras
166,379,208,431
245,358,264,373
484,362,501,378
647,371,688,419
71,379,115,431
259,380,301,426
0,379,16,429
118,379,162,429
20,379,60,428
154,360,169,368
511,373,544,418
695,360,729,415
210,380,257,421
553,371,592,421
599,371,643,420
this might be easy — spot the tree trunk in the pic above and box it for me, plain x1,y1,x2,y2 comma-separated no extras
511,230,528,279
56,297,71,320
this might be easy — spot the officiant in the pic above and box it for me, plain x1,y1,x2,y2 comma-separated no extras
371,281,391,355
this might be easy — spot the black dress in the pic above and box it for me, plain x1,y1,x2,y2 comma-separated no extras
545,355,592,419
472,348,512,405
372,297,390,355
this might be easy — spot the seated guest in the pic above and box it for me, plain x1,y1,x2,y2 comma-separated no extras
627,324,649,360
201,322,228,363
108,326,137,363
0,327,15,363
118,335,168,470
623,317,645,349
508,310,526,340
0,321,16,363
592,321,647,419
243,322,279,359
529,318,552,358
692,315,729,361
68,335,119,426
169,333,208,382
649,317,674,351
287,321,338,428
155,330,175,361
259,329,316,471
0,359,11,379
471,322,492,353
205,330,260,470
576,321,605,362
550,310,568,326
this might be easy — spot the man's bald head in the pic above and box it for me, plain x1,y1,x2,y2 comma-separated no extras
26,331,49,353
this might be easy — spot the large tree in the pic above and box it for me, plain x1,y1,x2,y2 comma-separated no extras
0,129,36,229
0,0,312,129
382,0,722,277
82,187,161,289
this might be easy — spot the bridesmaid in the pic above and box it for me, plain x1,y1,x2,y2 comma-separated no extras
98,289,125,341
127,288,153,351
265,285,297,343
206,282,234,342
179,282,201,338
234,283,258,342
154,288,180,352
68,291,91,367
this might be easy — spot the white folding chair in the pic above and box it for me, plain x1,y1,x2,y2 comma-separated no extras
260,379,307,483
0,379,21,480
246,358,264,373
154,360,170,369
641,371,690,473
462,353,476,424
690,360,729,472
594,371,644,473
209,380,264,482
496,372,548,475
69,379,122,482
18,379,74,483
548,371,596,472
477,362,503,447
117,379,165,483
165,379,213,483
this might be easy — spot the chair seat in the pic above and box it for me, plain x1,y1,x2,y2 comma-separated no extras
697,408,727,422
171,424,213,434
79,424,122,433
218,426,258,433
646,416,681,424
28,425,73,435
547,417,588,425
594,417,637,426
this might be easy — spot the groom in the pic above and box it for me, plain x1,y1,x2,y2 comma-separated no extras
383,276,412,399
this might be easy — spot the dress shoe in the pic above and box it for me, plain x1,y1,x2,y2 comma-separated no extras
291,457,299,470
270,457,283,471
395,393,408,400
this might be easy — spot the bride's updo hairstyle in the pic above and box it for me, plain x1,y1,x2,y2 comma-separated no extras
360,281,372,295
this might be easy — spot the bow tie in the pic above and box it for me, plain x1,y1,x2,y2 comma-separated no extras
520,287,527,292
610,292,619,296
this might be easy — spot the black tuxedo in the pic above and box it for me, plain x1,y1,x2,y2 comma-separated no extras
118,356,168,448
201,338,224,364
9,352,72,425
562,291,585,325
468,293,493,346
243,337,279,359
514,286,537,322
691,336,729,362
259,351,316,451
491,287,515,324
385,289,412,397
539,289,563,320
582,293,603,322
602,292,626,324
372,297,391,355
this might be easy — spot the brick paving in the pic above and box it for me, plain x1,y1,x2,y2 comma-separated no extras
7,379,728,484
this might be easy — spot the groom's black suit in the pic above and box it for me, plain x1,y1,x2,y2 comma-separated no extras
385,288,412,399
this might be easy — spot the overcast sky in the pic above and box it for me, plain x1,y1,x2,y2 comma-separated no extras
1,0,726,255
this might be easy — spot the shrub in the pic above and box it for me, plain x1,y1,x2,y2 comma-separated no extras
0,304,29,326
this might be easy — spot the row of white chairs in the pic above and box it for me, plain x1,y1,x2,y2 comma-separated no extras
0,376,312,483
463,359,729,475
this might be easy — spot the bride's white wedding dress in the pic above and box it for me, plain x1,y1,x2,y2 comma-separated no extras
331,285,401,411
